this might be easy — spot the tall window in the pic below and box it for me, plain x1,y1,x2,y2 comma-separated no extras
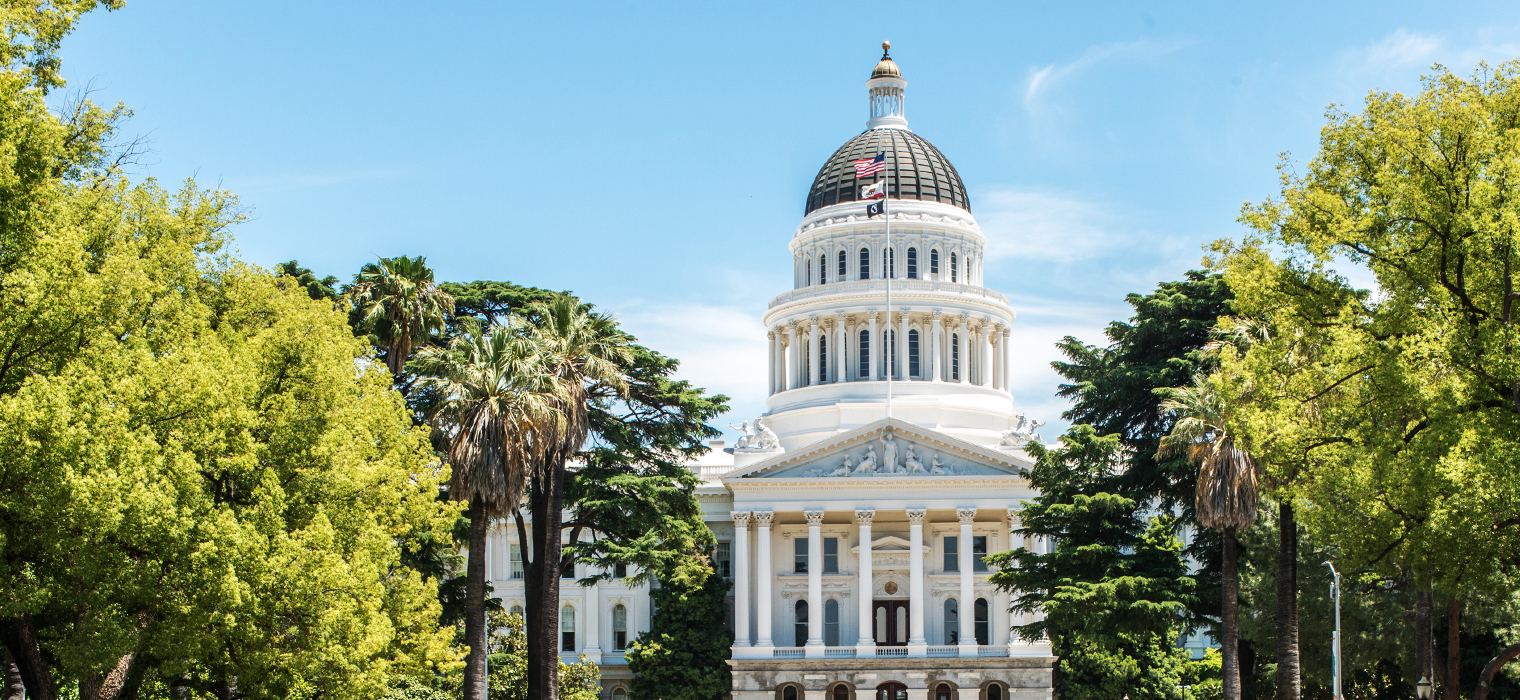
908,329,920,377
824,598,840,646
613,604,628,650
834,685,850,700
973,536,988,572
858,330,870,378
887,247,896,278
988,686,1004,700
716,541,731,579
614,563,627,579
951,252,959,282
823,537,839,573
819,254,827,284
510,544,523,580
931,249,940,275
943,598,959,644
888,329,897,377
859,248,871,280
951,333,960,380
786,687,799,700
794,600,808,647
907,247,918,279
818,335,828,383
561,606,575,651
944,536,959,571
613,689,628,700
805,259,811,286
794,537,808,574
838,250,847,279
975,598,990,645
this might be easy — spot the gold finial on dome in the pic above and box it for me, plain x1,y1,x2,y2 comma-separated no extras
883,40,891,54
871,41,901,79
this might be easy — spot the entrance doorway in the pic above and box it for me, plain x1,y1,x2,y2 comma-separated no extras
876,683,908,700
872,600,909,646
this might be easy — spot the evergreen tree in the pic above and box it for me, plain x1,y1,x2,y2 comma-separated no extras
989,426,1196,700
626,552,733,700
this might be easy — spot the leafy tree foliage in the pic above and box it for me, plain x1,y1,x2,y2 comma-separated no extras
349,255,455,377
483,610,600,700
441,280,565,330
626,552,733,700
989,426,1195,700
275,260,340,302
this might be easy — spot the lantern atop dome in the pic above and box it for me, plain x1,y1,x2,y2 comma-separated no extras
866,41,908,130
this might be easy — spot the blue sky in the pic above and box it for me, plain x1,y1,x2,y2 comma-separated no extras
58,1,1520,440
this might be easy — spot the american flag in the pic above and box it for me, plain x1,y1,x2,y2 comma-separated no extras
854,152,886,178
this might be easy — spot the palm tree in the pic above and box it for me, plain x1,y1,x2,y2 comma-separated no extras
413,320,565,700
349,255,455,378
519,296,631,700
1160,375,1260,700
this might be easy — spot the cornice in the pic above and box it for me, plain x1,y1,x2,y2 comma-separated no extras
724,418,1030,481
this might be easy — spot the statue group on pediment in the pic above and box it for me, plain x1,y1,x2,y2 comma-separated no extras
998,412,1046,450
806,432,963,477
731,419,781,452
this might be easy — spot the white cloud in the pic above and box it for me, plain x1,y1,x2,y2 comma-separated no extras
975,187,1143,263
1337,29,1443,81
1334,27,1520,93
1022,39,1187,113
613,299,770,433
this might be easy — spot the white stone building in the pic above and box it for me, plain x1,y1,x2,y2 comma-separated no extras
485,44,1058,700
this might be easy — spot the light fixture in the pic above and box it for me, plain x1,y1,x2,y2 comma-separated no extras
1417,676,1433,700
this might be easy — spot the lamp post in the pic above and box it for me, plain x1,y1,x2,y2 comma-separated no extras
1417,676,1433,700
1326,562,1343,700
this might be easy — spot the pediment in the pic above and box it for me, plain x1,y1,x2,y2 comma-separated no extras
722,418,1031,481
849,535,927,556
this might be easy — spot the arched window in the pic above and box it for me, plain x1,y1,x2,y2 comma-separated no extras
988,684,1004,700
887,329,897,378
975,598,989,645
935,683,953,700
833,684,851,700
613,603,628,650
838,250,847,279
907,247,918,279
510,604,523,618
951,252,959,282
784,687,799,700
561,605,575,651
859,248,871,280
944,598,959,644
824,598,840,646
951,333,961,381
877,683,908,700
819,254,827,284
931,249,940,276
612,689,628,700
908,329,920,377
858,330,870,378
794,599,808,647
818,335,828,383
887,247,896,279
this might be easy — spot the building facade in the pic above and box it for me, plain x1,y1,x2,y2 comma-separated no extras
486,44,1059,700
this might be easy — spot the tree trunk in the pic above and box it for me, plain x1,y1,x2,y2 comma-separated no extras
1,615,54,700
2,646,23,700
1223,529,1242,700
526,460,566,700
1445,599,1461,700
1475,643,1520,700
463,497,490,700
1416,586,1432,688
1275,502,1300,700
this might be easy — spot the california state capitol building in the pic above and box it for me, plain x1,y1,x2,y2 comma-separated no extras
488,44,1068,700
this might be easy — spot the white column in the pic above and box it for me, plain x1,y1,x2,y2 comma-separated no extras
805,510,825,654
766,331,776,395
855,509,876,650
755,511,774,647
957,508,977,653
585,579,602,655
897,309,909,380
835,313,847,384
982,319,995,387
787,324,800,390
957,315,969,383
1002,328,1012,393
930,311,942,381
732,512,752,646
907,508,927,654
844,317,854,383
866,311,878,381
807,318,819,386
990,326,1001,390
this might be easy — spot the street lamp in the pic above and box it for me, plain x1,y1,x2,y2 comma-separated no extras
1326,562,1343,700
1416,676,1433,700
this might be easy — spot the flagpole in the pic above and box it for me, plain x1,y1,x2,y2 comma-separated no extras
884,143,892,421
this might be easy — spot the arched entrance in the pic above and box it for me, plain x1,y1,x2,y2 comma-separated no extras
876,682,908,700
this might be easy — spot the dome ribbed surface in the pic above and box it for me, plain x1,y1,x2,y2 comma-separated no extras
804,129,970,215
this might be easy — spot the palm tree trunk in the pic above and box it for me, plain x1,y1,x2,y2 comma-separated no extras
1444,599,1461,700
463,497,489,700
1223,528,1242,700
1275,503,1300,700
3,646,23,700
526,460,566,700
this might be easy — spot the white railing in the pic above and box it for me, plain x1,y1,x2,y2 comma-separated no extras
768,279,1011,309
690,464,729,479
978,646,1009,657
875,647,908,657
927,646,960,657
773,648,805,659
825,648,857,658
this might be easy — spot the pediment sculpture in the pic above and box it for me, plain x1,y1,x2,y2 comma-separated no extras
998,412,1046,450
731,418,782,453
802,430,966,477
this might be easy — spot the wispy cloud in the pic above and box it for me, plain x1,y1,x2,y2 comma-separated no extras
614,299,770,427
975,186,1158,263
1023,39,1187,113
1333,27,1520,93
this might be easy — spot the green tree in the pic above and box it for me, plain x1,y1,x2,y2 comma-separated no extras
988,426,1196,700
349,255,455,378
275,260,340,302
483,611,599,700
626,552,733,700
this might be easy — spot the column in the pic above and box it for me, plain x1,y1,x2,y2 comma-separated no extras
983,319,995,388
855,510,876,650
755,511,774,647
805,510,825,654
907,508,927,653
866,311,878,381
957,508,977,653
957,315,969,383
774,327,786,394
766,331,776,395
897,309,909,380
990,326,1001,390
1001,328,1012,393
807,318,819,386
930,311,942,381
732,512,752,646
787,323,800,390
584,579,602,655
835,313,847,384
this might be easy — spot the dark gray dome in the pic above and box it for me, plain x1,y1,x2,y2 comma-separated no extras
804,129,970,215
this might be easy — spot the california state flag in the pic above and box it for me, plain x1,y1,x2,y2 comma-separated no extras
860,181,886,199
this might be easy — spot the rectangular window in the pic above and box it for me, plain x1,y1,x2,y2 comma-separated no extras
510,544,524,580
858,331,870,378
973,536,989,572
794,537,808,574
614,563,627,579
909,330,920,377
859,249,870,280
887,248,895,278
908,248,918,279
838,250,847,279
561,559,575,579
717,542,732,579
823,537,838,574
944,536,959,572
931,249,940,275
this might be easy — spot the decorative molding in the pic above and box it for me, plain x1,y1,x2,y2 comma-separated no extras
804,510,826,526
855,509,876,525
956,508,977,525
906,509,927,525
754,512,774,527
731,511,753,525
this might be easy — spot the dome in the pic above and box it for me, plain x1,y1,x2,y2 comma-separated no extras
804,128,970,215
872,41,901,79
